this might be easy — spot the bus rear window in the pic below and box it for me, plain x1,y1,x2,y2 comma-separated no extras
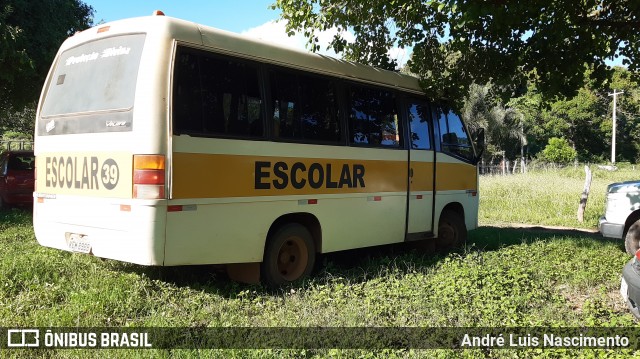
39,34,146,134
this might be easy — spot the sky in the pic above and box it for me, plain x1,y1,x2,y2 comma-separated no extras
82,0,410,66
83,1,621,69
86,0,279,34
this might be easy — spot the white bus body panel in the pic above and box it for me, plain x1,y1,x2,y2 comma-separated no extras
34,196,166,265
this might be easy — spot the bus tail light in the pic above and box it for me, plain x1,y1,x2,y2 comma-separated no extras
133,155,165,199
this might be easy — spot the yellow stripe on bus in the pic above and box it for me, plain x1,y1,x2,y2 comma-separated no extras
172,153,476,199
435,162,478,192
410,161,434,192
172,153,407,198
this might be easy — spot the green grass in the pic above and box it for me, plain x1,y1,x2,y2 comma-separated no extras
2,167,640,357
480,165,640,228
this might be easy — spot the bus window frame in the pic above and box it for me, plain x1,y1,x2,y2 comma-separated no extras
171,44,269,142
345,81,406,150
264,65,345,146
402,96,435,152
433,105,476,164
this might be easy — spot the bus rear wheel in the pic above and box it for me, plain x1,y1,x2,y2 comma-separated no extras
262,223,315,287
436,210,467,252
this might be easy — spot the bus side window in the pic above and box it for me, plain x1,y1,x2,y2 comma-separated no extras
269,69,341,143
173,46,264,138
200,56,263,137
173,49,204,133
348,85,400,148
407,101,432,150
437,109,474,162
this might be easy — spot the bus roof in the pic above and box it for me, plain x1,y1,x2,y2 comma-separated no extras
66,14,424,95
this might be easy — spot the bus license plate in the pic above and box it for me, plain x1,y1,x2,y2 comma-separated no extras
68,234,91,254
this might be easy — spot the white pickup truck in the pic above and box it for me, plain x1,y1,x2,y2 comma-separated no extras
599,180,640,255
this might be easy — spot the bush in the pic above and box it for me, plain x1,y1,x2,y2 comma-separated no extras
540,137,577,164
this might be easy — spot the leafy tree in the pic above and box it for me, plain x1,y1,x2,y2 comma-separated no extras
540,87,608,161
507,87,544,156
0,1,93,113
505,67,640,163
273,0,639,102
462,83,525,162
540,137,577,164
0,102,34,135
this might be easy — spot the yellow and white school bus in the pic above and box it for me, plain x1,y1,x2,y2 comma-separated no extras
34,12,482,286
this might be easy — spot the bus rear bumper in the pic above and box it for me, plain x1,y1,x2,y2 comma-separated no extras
33,197,166,265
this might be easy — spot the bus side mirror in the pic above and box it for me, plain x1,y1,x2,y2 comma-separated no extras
473,128,485,165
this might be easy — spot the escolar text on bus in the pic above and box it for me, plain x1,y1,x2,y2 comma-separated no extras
254,161,365,190
44,156,120,190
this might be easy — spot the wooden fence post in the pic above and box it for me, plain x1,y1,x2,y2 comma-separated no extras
577,165,592,223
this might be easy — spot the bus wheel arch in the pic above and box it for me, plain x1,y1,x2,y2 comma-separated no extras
261,213,321,287
436,203,467,252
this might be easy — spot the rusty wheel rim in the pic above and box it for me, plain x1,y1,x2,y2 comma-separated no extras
276,235,308,281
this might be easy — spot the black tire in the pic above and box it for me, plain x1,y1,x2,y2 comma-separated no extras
261,223,315,287
625,219,640,256
436,210,467,252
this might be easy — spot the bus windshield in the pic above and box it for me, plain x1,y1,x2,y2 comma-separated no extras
39,34,146,134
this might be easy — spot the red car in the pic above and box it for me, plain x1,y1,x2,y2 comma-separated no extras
0,150,35,209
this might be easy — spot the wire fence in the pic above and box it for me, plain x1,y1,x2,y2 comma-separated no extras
478,159,627,176
479,159,529,176
0,140,33,151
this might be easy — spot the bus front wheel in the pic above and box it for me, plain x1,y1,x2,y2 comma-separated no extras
436,210,467,251
262,223,315,287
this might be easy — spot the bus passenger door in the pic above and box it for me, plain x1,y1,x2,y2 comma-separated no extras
405,100,435,239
